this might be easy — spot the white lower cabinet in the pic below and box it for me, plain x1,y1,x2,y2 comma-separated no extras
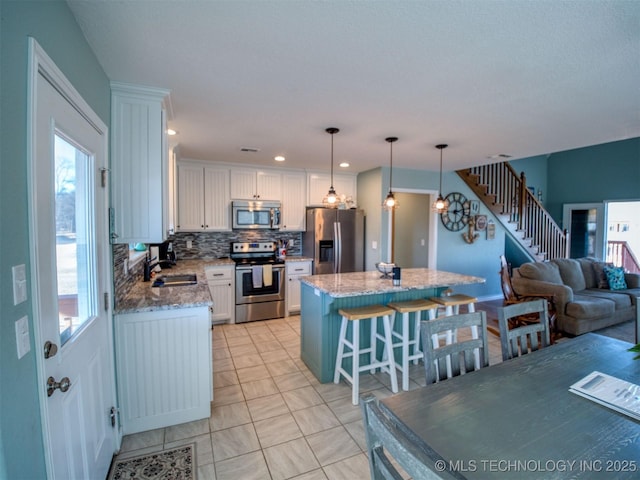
286,261,312,315
206,265,235,324
115,306,212,434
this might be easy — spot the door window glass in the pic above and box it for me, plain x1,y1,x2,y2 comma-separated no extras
55,133,96,344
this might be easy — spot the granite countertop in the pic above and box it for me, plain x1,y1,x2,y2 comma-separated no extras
284,256,314,262
115,258,234,314
299,268,485,298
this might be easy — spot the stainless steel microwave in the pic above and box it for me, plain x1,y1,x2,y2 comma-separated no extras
232,200,281,229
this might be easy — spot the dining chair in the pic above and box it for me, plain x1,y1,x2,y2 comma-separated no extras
498,299,550,361
360,394,463,480
420,311,490,384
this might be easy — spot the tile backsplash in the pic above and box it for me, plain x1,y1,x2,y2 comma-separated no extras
171,231,302,259
112,230,303,308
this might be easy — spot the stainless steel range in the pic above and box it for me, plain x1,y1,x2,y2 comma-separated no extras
231,241,285,323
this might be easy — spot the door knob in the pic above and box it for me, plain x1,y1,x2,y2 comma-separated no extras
47,376,71,397
44,340,58,359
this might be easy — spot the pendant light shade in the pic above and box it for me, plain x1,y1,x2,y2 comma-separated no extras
432,144,449,213
382,137,399,210
323,127,340,208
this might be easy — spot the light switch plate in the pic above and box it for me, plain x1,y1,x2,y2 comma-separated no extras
12,264,27,305
15,316,30,359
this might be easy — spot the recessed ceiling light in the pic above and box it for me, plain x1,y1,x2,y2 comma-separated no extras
274,156,285,162
339,162,350,168
167,128,178,136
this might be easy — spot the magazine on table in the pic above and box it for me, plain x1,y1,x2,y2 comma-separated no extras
570,371,640,421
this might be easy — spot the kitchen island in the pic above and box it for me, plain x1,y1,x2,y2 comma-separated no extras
299,268,485,383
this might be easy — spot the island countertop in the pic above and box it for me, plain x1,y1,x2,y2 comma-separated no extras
299,268,485,298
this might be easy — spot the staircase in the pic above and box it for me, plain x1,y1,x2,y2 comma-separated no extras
458,162,569,261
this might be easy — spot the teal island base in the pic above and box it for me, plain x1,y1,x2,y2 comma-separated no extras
300,283,444,383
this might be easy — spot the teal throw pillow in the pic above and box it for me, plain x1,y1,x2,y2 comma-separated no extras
603,266,627,290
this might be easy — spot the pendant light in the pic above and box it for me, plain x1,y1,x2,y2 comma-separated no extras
322,127,340,208
432,143,449,213
382,137,399,210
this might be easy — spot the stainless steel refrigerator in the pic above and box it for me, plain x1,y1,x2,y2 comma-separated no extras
303,207,365,274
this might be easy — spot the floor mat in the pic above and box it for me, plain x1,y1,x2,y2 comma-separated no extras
108,444,196,480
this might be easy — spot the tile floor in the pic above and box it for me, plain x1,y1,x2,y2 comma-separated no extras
114,313,505,480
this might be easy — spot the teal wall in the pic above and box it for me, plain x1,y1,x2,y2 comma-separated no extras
358,137,640,298
357,168,384,270
546,138,640,222
0,1,110,478
504,138,640,268
434,174,505,299
360,165,505,300
510,154,549,206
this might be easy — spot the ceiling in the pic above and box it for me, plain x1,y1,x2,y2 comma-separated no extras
67,0,640,174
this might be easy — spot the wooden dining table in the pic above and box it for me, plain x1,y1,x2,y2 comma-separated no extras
380,334,640,479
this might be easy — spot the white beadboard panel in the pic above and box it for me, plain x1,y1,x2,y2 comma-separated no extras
177,163,205,230
204,167,230,230
115,306,211,434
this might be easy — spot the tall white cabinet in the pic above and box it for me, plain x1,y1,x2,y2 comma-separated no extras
110,82,171,243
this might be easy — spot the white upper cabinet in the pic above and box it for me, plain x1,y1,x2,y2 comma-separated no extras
230,169,281,200
110,82,170,244
176,163,205,231
281,172,306,231
176,161,230,231
203,166,230,230
307,172,357,207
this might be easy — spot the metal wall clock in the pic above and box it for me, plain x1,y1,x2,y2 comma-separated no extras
440,192,470,231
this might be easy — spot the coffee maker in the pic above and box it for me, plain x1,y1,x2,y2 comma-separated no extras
150,240,176,268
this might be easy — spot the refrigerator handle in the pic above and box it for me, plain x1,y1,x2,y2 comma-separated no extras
335,221,342,273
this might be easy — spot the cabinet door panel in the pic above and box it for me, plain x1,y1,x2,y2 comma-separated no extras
204,167,230,230
281,172,306,231
230,170,256,199
111,84,169,243
257,171,282,200
286,261,311,314
115,307,211,434
176,164,205,231
209,282,234,322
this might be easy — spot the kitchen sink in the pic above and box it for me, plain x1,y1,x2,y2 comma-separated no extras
152,274,197,287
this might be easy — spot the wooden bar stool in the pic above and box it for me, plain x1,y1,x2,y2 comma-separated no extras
430,293,478,316
334,305,399,405
429,294,479,373
386,299,439,390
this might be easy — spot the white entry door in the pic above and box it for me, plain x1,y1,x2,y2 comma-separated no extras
29,41,116,479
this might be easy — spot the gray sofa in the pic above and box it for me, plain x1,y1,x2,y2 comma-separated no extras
511,257,640,339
